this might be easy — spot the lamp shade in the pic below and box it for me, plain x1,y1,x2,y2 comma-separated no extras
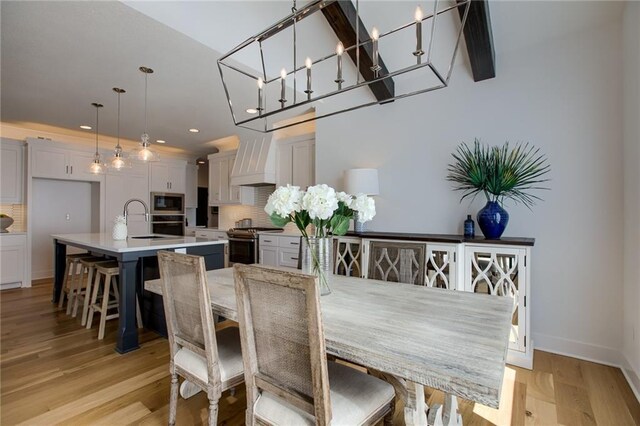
344,168,379,196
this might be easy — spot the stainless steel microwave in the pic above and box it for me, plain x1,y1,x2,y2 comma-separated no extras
151,192,185,215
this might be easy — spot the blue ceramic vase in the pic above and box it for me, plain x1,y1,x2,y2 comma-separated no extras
477,201,509,239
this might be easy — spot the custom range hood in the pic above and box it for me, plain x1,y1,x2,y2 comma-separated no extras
229,137,277,186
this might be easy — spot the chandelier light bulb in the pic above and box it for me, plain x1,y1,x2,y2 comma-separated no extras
336,41,344,56
257,77,264,89
305,57,312,69
280,68,287,79
415,6,423,22
372,27,379,41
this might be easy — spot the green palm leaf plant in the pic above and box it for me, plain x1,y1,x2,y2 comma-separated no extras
447,139,551,208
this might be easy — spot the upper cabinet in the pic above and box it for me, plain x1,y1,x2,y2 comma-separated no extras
29,139,102,182
208,151,255,206
150,160,187,193
1,138,25,203
185,164,198,208
276,136,315,189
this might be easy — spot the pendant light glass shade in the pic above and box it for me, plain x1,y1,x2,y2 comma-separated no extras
88,102,107,174
109,88,131,170
131,66,159,162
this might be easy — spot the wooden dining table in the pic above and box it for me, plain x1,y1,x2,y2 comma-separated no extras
145,267,512,426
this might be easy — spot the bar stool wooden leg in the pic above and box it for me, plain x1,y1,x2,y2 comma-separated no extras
80,265,97,326
71,264,88,318
58,258,72,309
66,262,80,315
86,271,102,330
98,274,115,340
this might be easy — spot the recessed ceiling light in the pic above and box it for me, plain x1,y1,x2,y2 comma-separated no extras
188,128,200,133
197,160,206,164
156,139,166,144
246,108,258,114
80,125,92,130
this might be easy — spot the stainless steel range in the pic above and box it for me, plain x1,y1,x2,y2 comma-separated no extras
227,227,283,264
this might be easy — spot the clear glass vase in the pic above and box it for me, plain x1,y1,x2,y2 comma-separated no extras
301,236,332,296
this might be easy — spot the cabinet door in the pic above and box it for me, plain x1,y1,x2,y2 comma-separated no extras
208,158,221,204
219,157,230,202
425,243,457,290
168,164,186,194
150,163,170,192
68,151,103,182
0,235,25,285
31,146,68,179
259,246,278,266
278,248,300,268
1,141,24,203
465,245,527,352
228,156,240,203
366,240,426,285
333,237,363,277
185,164,198,208
292,140,315,189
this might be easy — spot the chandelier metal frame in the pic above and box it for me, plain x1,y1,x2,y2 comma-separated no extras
218,0,471,133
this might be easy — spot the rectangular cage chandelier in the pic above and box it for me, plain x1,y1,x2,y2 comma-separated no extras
217,0,471,133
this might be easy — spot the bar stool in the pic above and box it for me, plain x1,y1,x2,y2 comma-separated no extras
74,257,110,325
58,253,94,314
86,261,142,340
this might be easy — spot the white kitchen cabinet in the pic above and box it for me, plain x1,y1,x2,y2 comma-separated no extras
258,234,301,267
0,234,27,288
276,136,315,189
208,151,255,205
104,161,150,236
425,243,460,290
30,141,101,182
185,164,198,208
1,139,25,203
150,161,186,193
194,229,228,240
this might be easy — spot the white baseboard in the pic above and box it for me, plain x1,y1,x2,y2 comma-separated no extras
533,332,640,402
32,269,53,281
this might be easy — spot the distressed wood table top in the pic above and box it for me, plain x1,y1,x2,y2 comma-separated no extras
145,267,511,408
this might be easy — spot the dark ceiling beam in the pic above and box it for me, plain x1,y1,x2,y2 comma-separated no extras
321,1,395,102
458,0,496,81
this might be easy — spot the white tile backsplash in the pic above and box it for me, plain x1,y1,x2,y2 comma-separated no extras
219,186,299,233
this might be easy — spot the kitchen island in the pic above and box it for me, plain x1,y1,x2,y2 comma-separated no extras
52,233,227,353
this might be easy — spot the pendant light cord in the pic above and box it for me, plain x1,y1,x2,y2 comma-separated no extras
116,91,121,149
144,72,148,135
95,105,99,155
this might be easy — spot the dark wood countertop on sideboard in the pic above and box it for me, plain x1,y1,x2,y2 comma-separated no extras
344,231,535,246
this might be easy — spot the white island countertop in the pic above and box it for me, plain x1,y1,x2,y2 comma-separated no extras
52,233,227,253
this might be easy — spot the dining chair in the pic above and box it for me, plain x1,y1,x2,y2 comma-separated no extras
157,251,244,426
367,240,426,285
233,264,395,426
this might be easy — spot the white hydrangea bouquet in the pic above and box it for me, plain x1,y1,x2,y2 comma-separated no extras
265,183,376,238
265,184,375,294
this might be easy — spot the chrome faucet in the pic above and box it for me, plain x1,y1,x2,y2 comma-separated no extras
123,198,150,224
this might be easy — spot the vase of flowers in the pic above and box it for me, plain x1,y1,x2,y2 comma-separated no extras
265,184,376,295
447,139,550,239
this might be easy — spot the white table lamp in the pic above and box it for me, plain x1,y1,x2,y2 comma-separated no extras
344,168,379,233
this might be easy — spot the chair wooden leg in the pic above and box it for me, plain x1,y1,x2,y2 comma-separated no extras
169,373,179,426
81,267,95,326
207,398,219,426
97,274,113,340
58,260,71,309
86,270,102,329
384,399,396,426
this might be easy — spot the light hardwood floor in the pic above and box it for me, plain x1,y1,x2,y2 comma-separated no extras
1,280,639,425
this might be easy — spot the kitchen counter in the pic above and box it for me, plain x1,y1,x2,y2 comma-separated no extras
0,231,26,235
52,232,227,353
51,233,227,253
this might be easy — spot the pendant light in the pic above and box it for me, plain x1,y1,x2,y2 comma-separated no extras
88,102,106,174
109,87,131,170
131,66,159,162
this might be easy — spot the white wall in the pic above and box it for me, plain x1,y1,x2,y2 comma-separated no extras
317,21,625,363
31,179,99,279
622,1,640,394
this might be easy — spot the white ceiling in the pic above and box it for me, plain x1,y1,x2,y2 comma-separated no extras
1,1,625,156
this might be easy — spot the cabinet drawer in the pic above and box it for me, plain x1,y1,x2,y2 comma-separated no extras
279,236,301,248
259,235,278,247
278,248,300,268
